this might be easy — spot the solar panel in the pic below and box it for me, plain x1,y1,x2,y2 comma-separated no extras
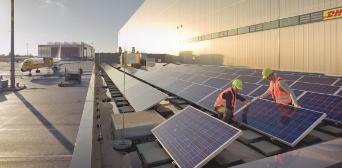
188,75,210,84
201,71,220,77
291,82,339,94
235,69,256,75
203,78,231,89
279,74,302,81
164,79,193,94
102,64,168,111
238,75,262,84
234,99,326,146
223,69,240,74
298,92,342,123
216,73,239,80
152,106,242,168
299,76,338,85
238,83,260,96
178,84,217,103
178,73,194,81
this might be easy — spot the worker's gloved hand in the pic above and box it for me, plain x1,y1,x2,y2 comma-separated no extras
294,103,302,108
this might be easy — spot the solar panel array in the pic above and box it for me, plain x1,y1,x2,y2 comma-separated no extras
234,99,326,146
152,106,242,168
100,64,168,111
117,63,341,124
104,63,341,149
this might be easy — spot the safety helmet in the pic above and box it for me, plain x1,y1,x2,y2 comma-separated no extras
232,79,243,90
262,68,273,79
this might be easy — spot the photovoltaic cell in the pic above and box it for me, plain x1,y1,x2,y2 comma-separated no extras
202,71,220,77
235,69,256,76
238,75,262,84
203,78,231,89
239,83,260,96
178,84,217,103
280,74,302,81
188,75,210,84
164,80,193,94
217,73,239,80
223,69,240,74
291,82,339,94
178,73,194,81
152,106,242,168
249,85,270,98
299,76,338,85
234,99,326,146
298,92,342,123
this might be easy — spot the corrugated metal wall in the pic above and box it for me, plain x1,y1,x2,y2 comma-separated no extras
119,0,342,75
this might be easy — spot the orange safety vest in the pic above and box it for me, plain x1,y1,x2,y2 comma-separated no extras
269,77,292,105
214,87,236,112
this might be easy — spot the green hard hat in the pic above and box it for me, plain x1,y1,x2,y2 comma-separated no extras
232,79,243,90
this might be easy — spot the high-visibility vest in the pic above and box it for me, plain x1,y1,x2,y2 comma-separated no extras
214,87,236,112
269,77,292,105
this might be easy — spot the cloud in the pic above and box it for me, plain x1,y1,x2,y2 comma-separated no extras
41,0,66,9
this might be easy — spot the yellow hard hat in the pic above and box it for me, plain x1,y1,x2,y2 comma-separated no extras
232,79,243,90
262,68,273,79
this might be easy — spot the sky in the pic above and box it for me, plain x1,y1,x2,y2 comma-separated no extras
0,0,144,55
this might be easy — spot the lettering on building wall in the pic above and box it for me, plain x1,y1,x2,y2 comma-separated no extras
324,7,342,20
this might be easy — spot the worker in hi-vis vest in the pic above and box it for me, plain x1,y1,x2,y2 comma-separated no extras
258,68,301,108
214,79,250,123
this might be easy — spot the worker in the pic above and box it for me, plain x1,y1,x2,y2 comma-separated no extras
214,79,250,123
258,68,301,108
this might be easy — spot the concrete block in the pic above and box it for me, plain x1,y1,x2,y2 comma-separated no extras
318,125,342,136
214,149,244,167
114,97,126,102
238,130,264,144
118,106,135,113
137,142,172,167
250,141,282,156
112,111,165,129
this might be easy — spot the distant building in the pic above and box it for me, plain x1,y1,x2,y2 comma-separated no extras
95,53,121,65
38,42,95,60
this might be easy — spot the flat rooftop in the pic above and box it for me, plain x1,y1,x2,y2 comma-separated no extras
0,61,93,167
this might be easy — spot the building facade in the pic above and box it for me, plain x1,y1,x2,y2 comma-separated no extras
38,42,95,60
119,0,342,75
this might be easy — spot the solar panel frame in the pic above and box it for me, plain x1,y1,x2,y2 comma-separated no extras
338,90,342,96
234,99,326,147
333,79,342,86
152,106,242,168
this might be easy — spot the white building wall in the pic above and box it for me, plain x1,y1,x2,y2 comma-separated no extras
119,0,342,75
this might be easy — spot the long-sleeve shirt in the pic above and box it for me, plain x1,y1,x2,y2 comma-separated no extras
222,89,246,111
